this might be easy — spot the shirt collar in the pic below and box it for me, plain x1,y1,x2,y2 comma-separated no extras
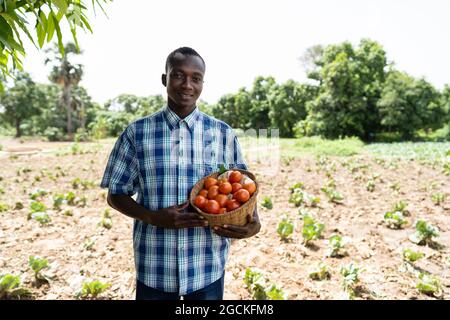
163,105,200,131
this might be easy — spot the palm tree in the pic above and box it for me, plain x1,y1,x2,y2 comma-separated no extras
45,43,83,141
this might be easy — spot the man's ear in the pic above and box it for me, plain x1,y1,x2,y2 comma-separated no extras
161,74,167,87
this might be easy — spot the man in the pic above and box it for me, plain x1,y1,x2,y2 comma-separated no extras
100,47,260,300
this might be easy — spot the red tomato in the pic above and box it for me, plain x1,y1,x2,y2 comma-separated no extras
229,171,243,184
218,207,227,214
207,185,219,200
231,182,242,194
204,177,218,189
215,194,228,208
234,189,250,203
226,199,240,212
243,182,256,195
219,182,232,195
198,189,208,198
205,200,220,214
194,195,207,209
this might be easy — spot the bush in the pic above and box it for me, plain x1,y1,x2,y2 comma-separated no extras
43,127,65,142
294,136,364,156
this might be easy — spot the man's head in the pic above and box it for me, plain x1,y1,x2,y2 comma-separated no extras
162,47,206,114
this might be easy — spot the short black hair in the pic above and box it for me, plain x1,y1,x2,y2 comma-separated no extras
165,47,205,72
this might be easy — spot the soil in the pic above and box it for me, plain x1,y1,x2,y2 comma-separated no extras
0,138,448,300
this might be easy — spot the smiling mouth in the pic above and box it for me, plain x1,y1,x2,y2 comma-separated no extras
178,93,193,99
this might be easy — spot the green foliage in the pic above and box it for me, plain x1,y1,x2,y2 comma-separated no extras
301,213,324,244
309,263,332,280
98,209,112,229
28,256,49,281
0,274,32,300
0,202,9,212
76,280,111,299
416,273,442,297
0,0,110,91
260,196,273,210
409,220,439,245
384,211,408,229
31,212,52,225
299,39,387,140
321,184,344,203
340,263,362,299
243,268,287,300
276,215,294,241
431,193,445,206
294,136,364,157
378,71,445,139
402,249,424,263
327,234,350,257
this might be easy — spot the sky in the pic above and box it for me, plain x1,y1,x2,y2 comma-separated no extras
21,0,450,106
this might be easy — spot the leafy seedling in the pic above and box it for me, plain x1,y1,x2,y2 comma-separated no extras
416,273,442,298
0,274,32,300
327,234,350,257
276,215,294,241
76,280,111,299
309,262,331,280
301,213,324,245
260,196,273,210
409,220,439,246
384,211,408,229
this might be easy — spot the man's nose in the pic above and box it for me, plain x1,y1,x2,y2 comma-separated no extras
181,78,194,90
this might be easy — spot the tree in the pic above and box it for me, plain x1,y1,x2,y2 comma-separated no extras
299,39,387,140
248,76,277,130
299,44,324,83
378,71,443,139
46,42,83,140
0,72,44,137
268,80,317,137
0,0,110,91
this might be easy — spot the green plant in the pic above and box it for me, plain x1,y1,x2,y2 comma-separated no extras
28,201,47,220
76,280,111,299
309,263,331,280
276,215,294,241
0,202,9,212
243,268,287,300
402,249,424,263
289,182,304,193
31,212,52,225
301,213,324,244
260,196,273,209
14,202,24,210
53,194,66,210
393,200,410,216
28,256,49,282
84,238,96,251
0,274,32,300
265,284,288,300
243,268,267,300
99,209,112,229
29,188,48,200
416,273,442,297
431,193,445,206
340,263,361,299
321,183,344,203
366,179,376,192
384,211,408,229
327,235,350,257
409,220,439,246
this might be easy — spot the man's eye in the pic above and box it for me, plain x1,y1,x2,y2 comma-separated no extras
193,77,203,83
172,73,183,79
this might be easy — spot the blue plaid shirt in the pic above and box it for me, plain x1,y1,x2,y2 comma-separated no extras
100,105,247,295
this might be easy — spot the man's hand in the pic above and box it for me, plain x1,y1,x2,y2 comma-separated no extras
212,209,261,239
148,201,209,229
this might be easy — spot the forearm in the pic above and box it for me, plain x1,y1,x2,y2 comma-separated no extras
107,192,152,224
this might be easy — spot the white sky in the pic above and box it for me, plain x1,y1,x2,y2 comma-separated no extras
21,0,450,105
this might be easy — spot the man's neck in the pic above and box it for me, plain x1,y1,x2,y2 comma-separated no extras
167,103,196,119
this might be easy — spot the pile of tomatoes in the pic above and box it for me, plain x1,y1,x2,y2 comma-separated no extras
194,170,257,214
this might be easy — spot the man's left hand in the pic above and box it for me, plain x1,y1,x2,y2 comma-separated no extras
212,209,261,239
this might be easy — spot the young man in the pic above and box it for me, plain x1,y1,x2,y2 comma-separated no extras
100,47,261,300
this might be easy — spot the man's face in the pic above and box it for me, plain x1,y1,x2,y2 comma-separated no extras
163,53,205,111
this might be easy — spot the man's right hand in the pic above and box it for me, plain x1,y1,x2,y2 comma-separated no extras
146,201,208,229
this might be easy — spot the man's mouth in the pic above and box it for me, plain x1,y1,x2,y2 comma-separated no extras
178,92,193,99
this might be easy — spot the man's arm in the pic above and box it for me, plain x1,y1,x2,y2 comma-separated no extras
107,192,208,228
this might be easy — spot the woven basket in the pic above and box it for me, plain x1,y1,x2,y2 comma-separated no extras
190,169,259,227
